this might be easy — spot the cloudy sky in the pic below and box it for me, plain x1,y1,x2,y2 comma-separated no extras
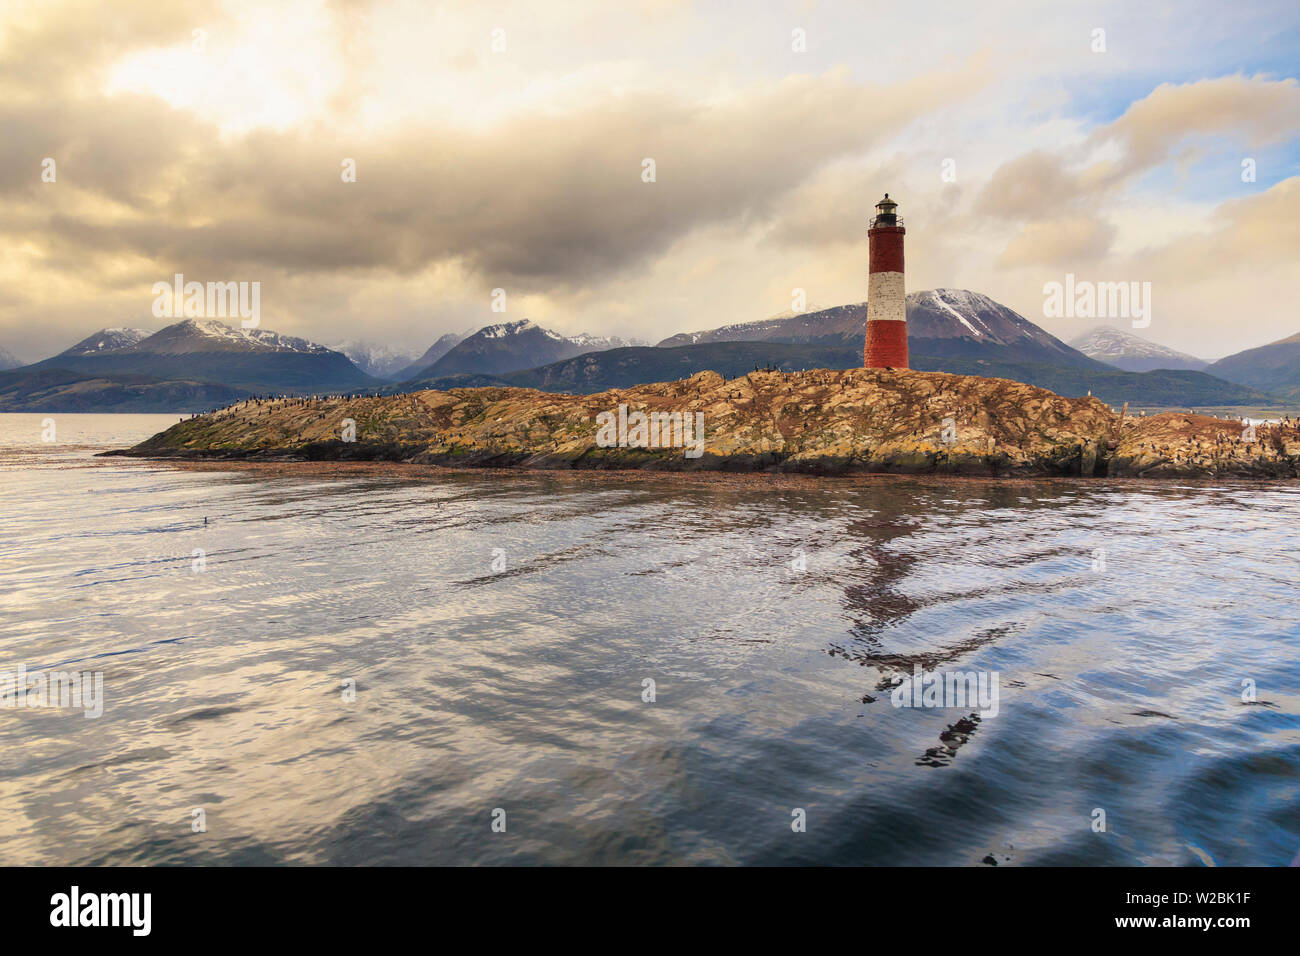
2,0,1298,362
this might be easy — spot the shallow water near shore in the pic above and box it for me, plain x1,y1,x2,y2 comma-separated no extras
1,414,1298,865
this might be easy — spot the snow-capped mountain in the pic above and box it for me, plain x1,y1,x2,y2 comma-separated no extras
411,320,581,378
565,332,648,350
27,319,373,394
472,322,642,350
658,290,1096,368
140,319,335,355
905,289,1089,364
1068,326,1208,372
657,308,851,348
658,304,838,348
0,346,23,370
57,327,152,356
481,319,549,340
330,340,423,380
405,321,646,380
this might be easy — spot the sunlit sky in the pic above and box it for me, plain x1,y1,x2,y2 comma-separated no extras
2,0,1298,361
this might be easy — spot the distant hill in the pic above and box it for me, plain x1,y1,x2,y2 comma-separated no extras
0,366,246,413
907,357,1264,408
406,320,646,379
488,340,1268,408
24,319,376,394
1069,326,1208,372
386,371,516,392
1206,331,1300,400
0,346,22,370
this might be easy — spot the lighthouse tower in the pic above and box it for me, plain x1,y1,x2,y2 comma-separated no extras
863,193,908,369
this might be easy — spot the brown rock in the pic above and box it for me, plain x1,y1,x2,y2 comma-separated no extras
113,370,1300,479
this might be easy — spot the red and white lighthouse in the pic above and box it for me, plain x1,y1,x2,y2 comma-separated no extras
863,193,908,369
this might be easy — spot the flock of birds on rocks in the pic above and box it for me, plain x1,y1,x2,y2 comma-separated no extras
182,393,390,422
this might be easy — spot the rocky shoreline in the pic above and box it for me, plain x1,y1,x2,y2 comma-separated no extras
109,368,1300,479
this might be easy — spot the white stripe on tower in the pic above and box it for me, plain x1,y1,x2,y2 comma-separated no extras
866,272,905,323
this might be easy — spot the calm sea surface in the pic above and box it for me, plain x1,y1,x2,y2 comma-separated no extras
1,413,1297,866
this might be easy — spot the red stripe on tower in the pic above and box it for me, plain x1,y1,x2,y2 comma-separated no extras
864,193,908,369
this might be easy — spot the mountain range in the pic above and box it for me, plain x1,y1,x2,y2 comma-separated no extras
402,320,646,380
0,317,649,411
0,319,376,411
3,292,1296,411
393,292,1268,407
27,319,374,394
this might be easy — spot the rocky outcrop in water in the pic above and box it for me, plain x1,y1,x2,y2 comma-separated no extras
113,368,1300,478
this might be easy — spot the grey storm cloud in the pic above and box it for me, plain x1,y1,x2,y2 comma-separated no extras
5,62,977,288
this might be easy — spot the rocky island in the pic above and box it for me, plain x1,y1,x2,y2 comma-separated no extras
112,368,1300,479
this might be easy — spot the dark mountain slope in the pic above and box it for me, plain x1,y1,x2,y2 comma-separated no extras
1207,331,1300,399
0,367,247,413
493,340,1268,407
